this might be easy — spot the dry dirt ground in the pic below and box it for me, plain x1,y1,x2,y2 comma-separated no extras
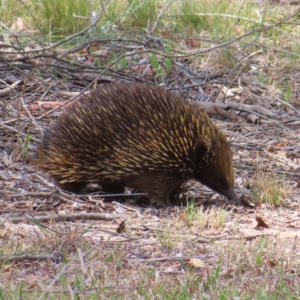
1,35,300,297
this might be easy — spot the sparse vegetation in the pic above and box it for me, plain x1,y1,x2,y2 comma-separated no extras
252,171,289,207
0,219,299,298
156,222,176,249
280,80,292,104
184,200,227,230
1,0,300,298
149,52,165,82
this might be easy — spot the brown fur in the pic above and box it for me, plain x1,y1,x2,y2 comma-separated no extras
32,83,239,207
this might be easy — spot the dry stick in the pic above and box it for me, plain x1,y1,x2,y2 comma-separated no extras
4,213,98,237
127,255,209,263
194,102,228,114
20,96,44,137
2,119,24,125
58,38,145,59
0,123,40,142
6,212,128,224
54,192,87,204
285,217,300,223
0,254,61,263
191,100,275,123
6,191,55,198
283,120,300,126
170,71,224,85
225,101,275,117
112,201,142,218
214,105,238,122
35,174,55,188
0,80,22,97
52,91,89,97
6,187,87,205
5,189,146,205
213,232,275,240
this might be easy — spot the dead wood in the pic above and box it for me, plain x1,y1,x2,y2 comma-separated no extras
2,212,128,224
0,253,62,263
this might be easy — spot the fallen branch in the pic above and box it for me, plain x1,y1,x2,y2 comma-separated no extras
225,100,275,117
0,80,23,97
0,253,62,263
4,212,128,224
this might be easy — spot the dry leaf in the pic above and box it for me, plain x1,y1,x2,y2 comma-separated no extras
83,55,96,66
178,214,187,222
25,274,42,285
190,40,197,48
234,25,242,34
268,141,289,152
28,101,66,113
132,64,155,81
268,259,279,267
10,17,25,32
3,265,12,272
116,220,126,234
255,216,269,228
186,258,207,269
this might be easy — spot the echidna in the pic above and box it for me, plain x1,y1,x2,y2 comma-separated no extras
33,83,239,207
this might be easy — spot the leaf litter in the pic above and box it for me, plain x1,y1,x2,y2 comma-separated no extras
1,8,300,298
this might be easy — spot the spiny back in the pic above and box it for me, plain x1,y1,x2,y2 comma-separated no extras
33,83,238,206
